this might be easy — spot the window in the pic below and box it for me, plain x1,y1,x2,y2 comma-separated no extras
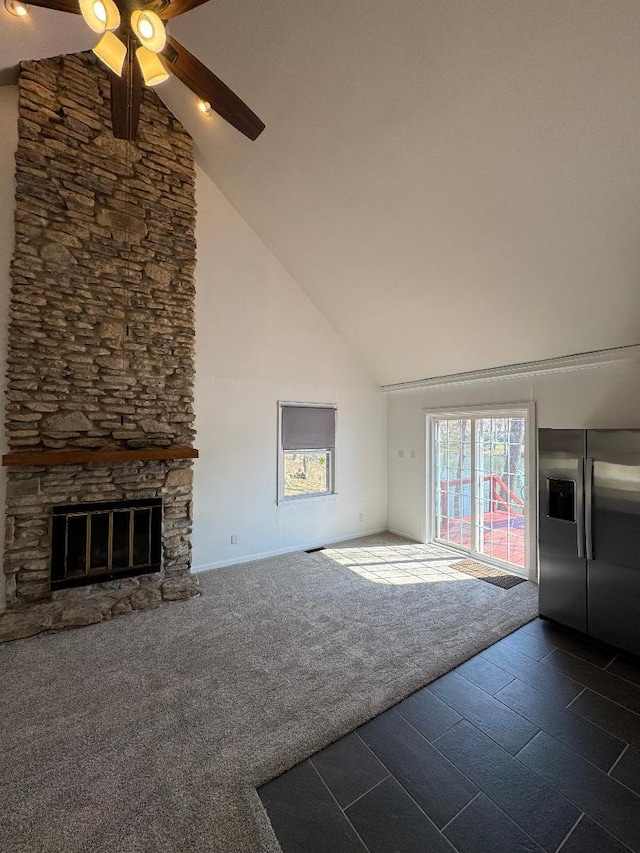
279,403,336,500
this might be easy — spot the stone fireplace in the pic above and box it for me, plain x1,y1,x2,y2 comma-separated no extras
0,52,200,642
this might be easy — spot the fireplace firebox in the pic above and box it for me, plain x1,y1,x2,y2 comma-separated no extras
51,498,163,589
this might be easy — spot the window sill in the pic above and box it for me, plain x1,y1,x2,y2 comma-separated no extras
277,492,337,506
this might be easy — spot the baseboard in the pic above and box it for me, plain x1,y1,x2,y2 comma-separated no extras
386,527,420,542
193,527,388,573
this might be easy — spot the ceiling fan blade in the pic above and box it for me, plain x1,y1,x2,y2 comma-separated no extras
161,36,265,140
110,37,141,141
160,0,209,20
24,0,80,13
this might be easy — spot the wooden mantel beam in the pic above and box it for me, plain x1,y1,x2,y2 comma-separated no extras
2,447,199,468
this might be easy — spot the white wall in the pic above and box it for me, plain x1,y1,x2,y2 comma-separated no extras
192,167,387,570
387,358,640,546
0,85,18,613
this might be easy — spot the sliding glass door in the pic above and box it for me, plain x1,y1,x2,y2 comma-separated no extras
433,412,528,573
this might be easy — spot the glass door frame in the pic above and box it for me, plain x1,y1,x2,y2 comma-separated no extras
424,402,537,581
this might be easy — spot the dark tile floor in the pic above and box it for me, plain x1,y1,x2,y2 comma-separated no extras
258,618,640,853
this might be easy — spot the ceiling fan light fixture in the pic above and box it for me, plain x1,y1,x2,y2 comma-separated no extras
93,31,127,76
131,9,166,53
4,0,28,17
136,46,169,87
79,0,120,33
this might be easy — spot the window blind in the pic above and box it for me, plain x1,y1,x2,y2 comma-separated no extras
281,405,336,451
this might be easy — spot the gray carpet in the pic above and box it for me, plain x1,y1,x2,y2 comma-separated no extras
0,533,538,852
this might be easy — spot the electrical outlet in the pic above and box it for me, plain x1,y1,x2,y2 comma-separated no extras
410,449,417,459
398,449,405,458
358,512,364,523
230,533,238,545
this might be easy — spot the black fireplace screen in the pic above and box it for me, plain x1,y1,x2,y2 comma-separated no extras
51,498,162,589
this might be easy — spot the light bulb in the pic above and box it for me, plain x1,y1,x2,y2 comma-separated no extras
131,10,166,53
197,100,212,117
79,0,119,32
93,0,106,22
4,0,28,17
138,18,153,39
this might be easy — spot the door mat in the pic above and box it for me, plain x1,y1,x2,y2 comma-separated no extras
451,559,527,589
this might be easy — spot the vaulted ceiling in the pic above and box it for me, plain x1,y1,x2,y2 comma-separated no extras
3,0,640,385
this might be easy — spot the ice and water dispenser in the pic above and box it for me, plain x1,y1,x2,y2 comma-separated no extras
547,478,575,523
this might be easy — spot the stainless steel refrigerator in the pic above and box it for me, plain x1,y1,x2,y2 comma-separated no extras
539,428,640,656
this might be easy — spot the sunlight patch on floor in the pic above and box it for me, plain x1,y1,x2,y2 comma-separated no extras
323,544,477,586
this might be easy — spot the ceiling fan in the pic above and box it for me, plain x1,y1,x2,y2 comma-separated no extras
18,0,265,141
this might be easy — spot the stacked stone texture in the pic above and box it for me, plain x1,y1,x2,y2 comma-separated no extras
1,52,199,641
8,52,195,451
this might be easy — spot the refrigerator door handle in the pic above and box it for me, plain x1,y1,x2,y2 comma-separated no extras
585,457,594,561
576,460,585,559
